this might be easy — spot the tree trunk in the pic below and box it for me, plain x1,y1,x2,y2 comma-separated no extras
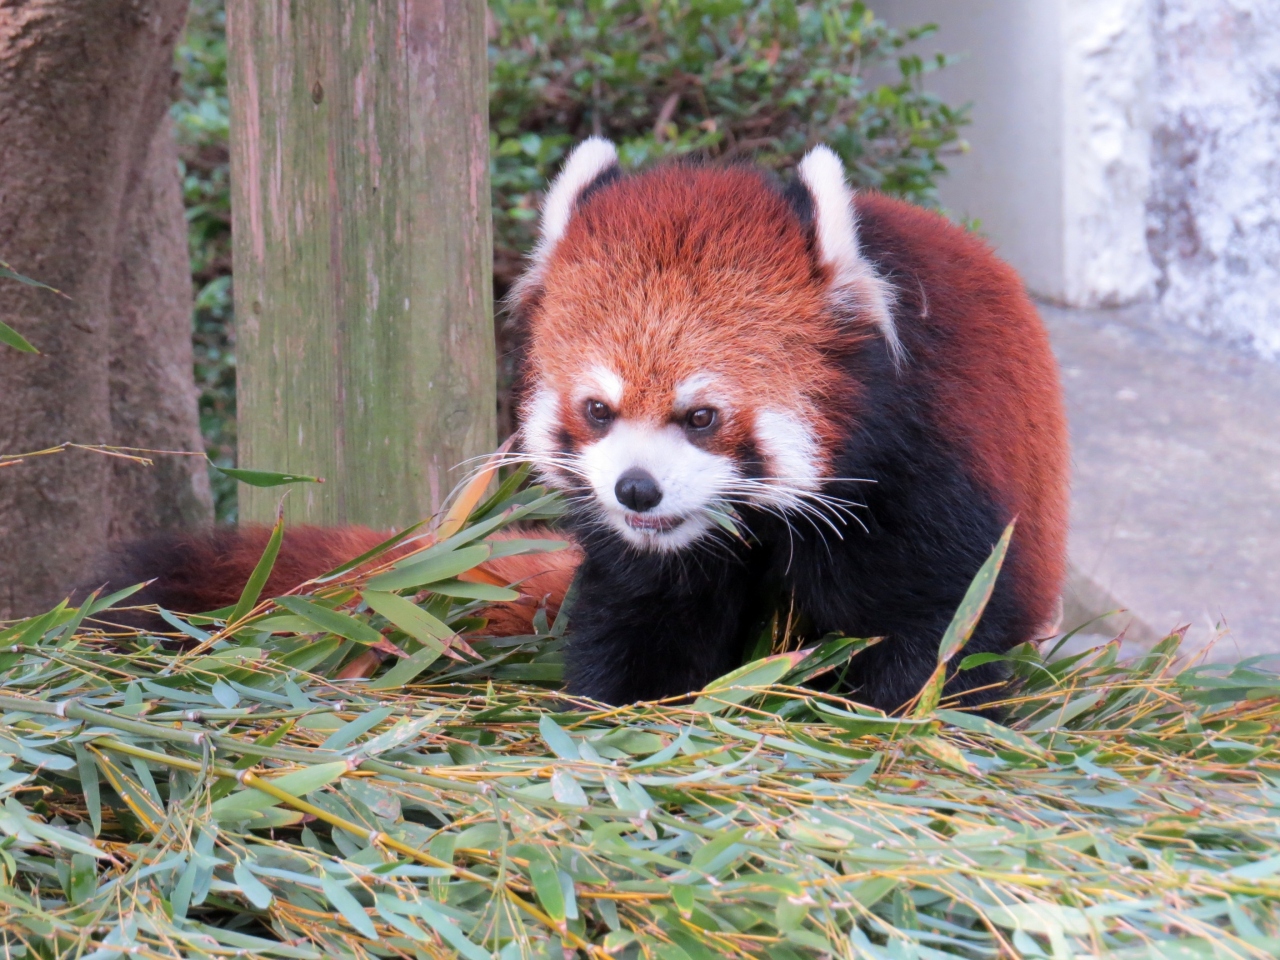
227,1,496,529
0,0,210,618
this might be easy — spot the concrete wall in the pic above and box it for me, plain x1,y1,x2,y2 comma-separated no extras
878,0,1280,357
876,2,1067,298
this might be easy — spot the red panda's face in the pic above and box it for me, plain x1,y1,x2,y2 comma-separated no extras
514,140,896,552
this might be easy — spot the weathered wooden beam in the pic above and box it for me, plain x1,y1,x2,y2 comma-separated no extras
227,1,494,527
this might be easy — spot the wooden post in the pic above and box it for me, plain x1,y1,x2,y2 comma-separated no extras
227,2,495,527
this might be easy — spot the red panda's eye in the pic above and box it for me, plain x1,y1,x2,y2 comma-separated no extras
686,408,717,431
585,400,613,425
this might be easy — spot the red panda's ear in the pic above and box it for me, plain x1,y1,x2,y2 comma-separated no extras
796,145,903,364
511,138,620,303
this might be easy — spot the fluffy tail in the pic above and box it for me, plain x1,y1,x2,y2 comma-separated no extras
83,525,580,636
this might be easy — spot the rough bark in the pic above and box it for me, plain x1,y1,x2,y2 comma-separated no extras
228,0,496,528
0,0,210,618
108,117,214,540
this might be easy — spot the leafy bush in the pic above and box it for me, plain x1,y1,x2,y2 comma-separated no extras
1,475,1279,958
174,1,967,514
489,0,966,291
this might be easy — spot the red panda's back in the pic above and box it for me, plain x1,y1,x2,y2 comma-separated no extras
853,193,1070,632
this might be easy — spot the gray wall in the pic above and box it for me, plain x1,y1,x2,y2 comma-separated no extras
880,1,1068,300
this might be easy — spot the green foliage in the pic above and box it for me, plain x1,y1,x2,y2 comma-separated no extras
2,482,1280,957
174,0,236,521
488,0,967,288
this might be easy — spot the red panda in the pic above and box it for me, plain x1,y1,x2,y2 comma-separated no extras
93,139,1068,712
507,138,1069,709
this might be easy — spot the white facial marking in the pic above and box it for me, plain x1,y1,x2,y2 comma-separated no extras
673,374,721,411
754,408,822,509
797,144,902,364
579,421,738,551
578,365,625,407
521,386,561,463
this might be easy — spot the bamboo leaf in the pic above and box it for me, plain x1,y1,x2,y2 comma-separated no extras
913,520,1015,717
234,860,274,909
319,877,377,939
274,596,383,645
213,465,324,487
1,797,104,858
68,853,97,905
0,259,69,296
0,319,38,354
958,651,1007,671
939,520,1015,665
935,708,1049,759
527,856,567,925
229,505,285,625
485,537,571,560
211,679,241,709
375,900,430,942
435,442,511,541
210,761,347,821
408,900,491,960
369,644,445,689
316,520,427,581
72,743,102,836
322,706,395,750
361,590,454,650
352,712,440,757
87,582,148,615
364,544,492,592
550,769,588,806
692,653,797,713
539,714,580,760
426,579,520,602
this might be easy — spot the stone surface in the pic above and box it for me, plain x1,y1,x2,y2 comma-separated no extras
1043,301,1280,659
1148,0,1280,358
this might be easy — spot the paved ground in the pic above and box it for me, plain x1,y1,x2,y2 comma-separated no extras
1041,302,1280,660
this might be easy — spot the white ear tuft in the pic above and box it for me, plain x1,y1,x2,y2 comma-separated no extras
797,145,903,364
533,137,619,267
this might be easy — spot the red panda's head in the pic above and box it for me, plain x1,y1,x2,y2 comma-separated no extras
512,139,898,551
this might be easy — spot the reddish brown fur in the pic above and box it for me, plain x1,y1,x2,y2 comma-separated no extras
526,166,866,463
854,193,1070,631
130,526,579,637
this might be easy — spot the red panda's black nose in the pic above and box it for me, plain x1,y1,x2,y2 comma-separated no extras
615,468,663,513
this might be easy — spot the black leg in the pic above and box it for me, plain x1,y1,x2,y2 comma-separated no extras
832,616,1015,713
564,538,768,705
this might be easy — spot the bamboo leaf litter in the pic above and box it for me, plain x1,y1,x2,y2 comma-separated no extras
1,485,1279,957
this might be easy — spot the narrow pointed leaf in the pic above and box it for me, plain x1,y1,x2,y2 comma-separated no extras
274,596,382,645
426,579,520,602
214,465,323,487
364,544,492,592
228,505,284,625
539,715,580,760
0,320,38,354
0,259,69,296
319,877,377,939
233,860,274,909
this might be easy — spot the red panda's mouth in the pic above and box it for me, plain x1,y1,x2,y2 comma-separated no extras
624,514,685,533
